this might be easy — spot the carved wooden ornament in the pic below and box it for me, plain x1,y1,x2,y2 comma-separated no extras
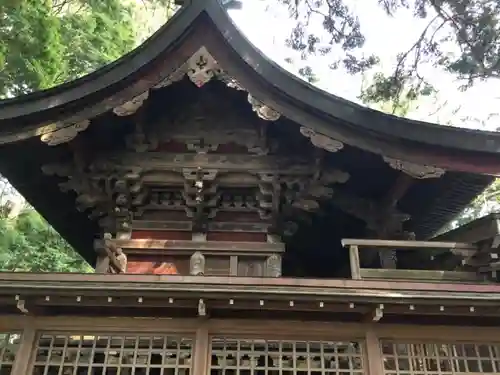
299,126,344,152
248,95,281,121
383,156,446,179
113,91,149,117
152,47,282,121
40,120,90,146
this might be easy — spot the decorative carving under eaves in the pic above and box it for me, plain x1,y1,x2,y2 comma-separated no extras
155,96,269,155
383,156,445,179
152,47,280,122
154,47,222,89
113,91,149,117
299,127,344,153
40,120,90,146
187,48,222,87
248,95,281,121
42,161,146,233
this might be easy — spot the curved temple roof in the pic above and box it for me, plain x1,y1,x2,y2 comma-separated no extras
0,0,499,175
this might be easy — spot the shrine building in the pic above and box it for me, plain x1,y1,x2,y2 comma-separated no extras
1,1,500,375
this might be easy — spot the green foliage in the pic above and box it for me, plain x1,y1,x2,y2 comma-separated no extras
0,0,138,97
278,0,500,104
0,207,92,272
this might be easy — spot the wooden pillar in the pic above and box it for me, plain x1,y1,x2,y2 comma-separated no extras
192,323,209,375
11,321,37,375
365,329,384,375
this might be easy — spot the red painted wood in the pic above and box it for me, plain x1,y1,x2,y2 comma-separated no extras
127,261,180,275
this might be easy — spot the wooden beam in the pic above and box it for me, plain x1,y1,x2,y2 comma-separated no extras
382,174,414,209
95,238,285,253
91,153,313,173
3,273,500,301
341,238,477,254
132,220,271,233
359,268,481,282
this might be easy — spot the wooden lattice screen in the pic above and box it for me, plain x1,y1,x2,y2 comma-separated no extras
0,333,21,375
32,333,193,375
381,340,500,375
210,338,364,375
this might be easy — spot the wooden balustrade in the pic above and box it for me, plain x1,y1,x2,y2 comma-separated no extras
341,238,496,282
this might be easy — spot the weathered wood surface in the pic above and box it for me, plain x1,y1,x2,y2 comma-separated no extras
132,220,271,233
342,238,477,253
359,268,481,282
433,213,500,243
91,153,313,173
343,239,486,282
94,239,285,254
0,272,497,294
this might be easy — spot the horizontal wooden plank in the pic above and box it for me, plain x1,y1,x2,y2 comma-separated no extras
341,238,477,254
359,268,481,282
94,239,285,253
0,273,499,304
93,153,313,174
132,220,271,233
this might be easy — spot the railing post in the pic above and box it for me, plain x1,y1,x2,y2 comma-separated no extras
349,245,361,279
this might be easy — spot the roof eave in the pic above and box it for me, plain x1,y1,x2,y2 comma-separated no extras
0,0,498,174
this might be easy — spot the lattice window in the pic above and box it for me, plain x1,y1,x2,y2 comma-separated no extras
381,340,500,375
210,338,364,375
0,332,22,375
32,334,193,375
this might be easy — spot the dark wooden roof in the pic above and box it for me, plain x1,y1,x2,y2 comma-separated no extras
0,0,497,265
0,0,499,173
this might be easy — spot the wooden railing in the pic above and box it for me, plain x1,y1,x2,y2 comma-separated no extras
341,238,494,282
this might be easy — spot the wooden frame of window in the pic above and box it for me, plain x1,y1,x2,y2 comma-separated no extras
2,317,500,375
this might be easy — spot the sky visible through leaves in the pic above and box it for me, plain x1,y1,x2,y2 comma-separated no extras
228,0,500,131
